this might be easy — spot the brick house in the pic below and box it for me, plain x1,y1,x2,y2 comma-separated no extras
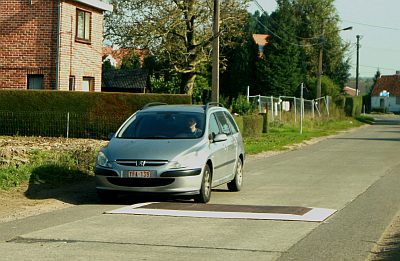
371,72,400,112
0,0,112,91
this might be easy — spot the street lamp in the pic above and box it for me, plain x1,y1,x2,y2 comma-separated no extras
316,26,353,98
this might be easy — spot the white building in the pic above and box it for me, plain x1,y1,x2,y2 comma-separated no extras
371,72,400,113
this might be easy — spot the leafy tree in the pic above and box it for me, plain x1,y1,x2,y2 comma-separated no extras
257,0,303,96
293,0,349,85
105,0,250,95
306,76,340,98
102,60,115,71
331,58,351,89
120,54,141,70
220,13,260,99
369,69,381,94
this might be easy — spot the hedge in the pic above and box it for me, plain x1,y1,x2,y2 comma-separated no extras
0,90,191,139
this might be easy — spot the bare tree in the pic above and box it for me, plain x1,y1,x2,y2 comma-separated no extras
105,0,250,95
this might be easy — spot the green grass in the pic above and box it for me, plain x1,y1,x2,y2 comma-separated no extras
244,117,364,155
0,116,366,191
0,149,97,191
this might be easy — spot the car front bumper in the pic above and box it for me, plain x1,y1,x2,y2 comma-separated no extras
95,166,203,195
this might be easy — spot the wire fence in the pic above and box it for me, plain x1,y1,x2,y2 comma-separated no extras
0,95,332,138
0,111,126,139
248,95,331,123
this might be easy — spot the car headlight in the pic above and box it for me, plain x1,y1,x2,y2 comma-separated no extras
97,151,112,168
167,153,200,169
167,161,187,169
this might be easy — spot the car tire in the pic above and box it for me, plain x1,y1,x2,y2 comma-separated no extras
194,164,212,203
227,158,243,192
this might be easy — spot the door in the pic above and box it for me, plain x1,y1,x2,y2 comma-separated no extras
208,113,227,184
82,77,94,92
214,111,237,182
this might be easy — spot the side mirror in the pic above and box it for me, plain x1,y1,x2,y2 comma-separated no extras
108,133,115,140
213,133,228,142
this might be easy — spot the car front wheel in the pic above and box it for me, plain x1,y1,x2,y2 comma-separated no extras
227,158,243,191
194,165,212,203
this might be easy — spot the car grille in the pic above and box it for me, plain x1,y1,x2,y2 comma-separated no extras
106,177,175,187
115,160,168,167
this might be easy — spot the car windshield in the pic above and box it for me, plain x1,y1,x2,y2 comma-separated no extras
117,111,205,139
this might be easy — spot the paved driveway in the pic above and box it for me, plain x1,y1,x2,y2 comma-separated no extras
0,115,399,260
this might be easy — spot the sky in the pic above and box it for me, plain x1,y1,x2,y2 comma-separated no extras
248,0,400,78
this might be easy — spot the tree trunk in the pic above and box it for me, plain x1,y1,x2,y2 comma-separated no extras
180,72,196,96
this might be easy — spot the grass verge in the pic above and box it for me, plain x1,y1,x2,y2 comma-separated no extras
244,117,364,154
0,148,98,191
0,116,366,191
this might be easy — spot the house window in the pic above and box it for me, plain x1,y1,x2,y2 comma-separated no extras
76,9,91,43
69,76,75,91
82,77,94,92
396,96,400,105
27,74,44,89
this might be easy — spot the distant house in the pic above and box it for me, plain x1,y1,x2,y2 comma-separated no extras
102,69,149,93
370,72,400,112
252,34,269,58
0,0,112,91
102,47,149,68
343,86,359,96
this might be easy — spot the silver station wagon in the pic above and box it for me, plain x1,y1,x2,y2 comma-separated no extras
95,102,245,203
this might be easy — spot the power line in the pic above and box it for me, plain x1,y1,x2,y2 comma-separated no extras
340,19,400,31
253,0,323,41
252,0,320,47
254,19,319,47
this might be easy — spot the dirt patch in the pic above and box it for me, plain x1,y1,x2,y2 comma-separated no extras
0,136,107,223
367,212,400,260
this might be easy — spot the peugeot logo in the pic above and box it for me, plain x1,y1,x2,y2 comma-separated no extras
135,161,146,167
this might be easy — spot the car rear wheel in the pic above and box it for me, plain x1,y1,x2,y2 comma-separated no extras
227,158,243,191
194,165,212,203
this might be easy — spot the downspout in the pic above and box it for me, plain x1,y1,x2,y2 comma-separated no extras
55,0,61,90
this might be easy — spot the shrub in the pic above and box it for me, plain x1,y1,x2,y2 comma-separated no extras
242,114,263,137
231,95,255,115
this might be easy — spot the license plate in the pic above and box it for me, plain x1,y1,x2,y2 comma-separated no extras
128,170,151,178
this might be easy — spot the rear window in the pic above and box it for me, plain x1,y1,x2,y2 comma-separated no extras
117,111,205,139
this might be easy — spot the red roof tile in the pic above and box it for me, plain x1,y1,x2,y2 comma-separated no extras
252,34,269,46
343,86,358,96
102,47,149,67
371,74,400,96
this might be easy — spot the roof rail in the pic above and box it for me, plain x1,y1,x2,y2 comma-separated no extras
141,102,168,110
204,102,225,111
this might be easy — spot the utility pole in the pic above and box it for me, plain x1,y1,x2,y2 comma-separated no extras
316,23,325,99
356,35,360,96
211,0,220,103
316,45,323,99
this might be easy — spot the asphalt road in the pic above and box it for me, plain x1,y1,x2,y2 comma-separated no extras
0,115,399,261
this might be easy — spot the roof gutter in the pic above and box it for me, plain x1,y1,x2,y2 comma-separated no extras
73,0,113,11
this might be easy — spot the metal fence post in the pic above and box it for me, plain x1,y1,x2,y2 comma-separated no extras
66,112,70,139
294,98,297,123
270,96,274,121
325,96,330,116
